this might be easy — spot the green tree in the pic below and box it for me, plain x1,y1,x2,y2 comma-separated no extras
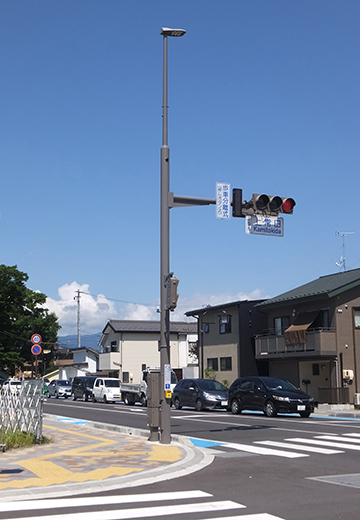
0,265,61,376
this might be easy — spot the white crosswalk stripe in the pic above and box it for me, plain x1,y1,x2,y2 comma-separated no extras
254,440,343,454
286,437,360,451
191,432,360,459
0,490,286,520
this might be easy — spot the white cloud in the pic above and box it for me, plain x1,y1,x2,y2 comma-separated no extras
45,282,269,336
45,282,119,336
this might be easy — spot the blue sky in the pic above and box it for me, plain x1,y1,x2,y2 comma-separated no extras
1,1,360,336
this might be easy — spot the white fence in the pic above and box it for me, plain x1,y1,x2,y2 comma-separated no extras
0,379,44,441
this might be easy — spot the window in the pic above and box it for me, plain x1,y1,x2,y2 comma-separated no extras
110,341,117,352
207,358,218,371
220,357,232,371
274,316,290,336
123,372,129,383
312,363,320,376
219,314,231,334
354,309,360,328
239,379,252,390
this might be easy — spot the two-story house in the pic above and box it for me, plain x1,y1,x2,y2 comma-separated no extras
54,347,99,380
255,268,360,404
185,300,268,384
99,320,198,383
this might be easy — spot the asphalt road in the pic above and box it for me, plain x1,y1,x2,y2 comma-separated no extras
42,398,360,520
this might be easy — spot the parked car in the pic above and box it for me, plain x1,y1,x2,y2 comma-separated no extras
47,379,72,399
92,377,122,403
228,376,315,418
72,376,97,401
1,379,22,395
172,378,229,411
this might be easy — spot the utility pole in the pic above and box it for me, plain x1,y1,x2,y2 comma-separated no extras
74,290,81,349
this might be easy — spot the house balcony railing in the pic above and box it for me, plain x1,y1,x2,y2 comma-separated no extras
99,352,121,371
255,328,337,359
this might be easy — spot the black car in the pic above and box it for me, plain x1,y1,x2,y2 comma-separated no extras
173,378,229,411
72,376,97,401
228,376,315,418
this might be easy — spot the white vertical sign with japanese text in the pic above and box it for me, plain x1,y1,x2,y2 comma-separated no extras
216,182,231,219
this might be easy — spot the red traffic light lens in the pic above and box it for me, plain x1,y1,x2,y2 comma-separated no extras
282,198,295,213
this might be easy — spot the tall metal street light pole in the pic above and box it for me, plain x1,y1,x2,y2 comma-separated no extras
159,27,186,444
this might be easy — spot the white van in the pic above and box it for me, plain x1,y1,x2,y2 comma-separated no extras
92,378,121,403
2,380,22,395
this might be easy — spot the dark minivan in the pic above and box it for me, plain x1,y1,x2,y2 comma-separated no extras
72,376,97,401
173,378,229,411
228,376,315,418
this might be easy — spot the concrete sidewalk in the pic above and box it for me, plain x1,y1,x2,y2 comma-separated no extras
0,415,212,502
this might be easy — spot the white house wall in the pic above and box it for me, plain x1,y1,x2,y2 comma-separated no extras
100,329,196,383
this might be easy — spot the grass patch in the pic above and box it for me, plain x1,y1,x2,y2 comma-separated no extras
0,429,52,451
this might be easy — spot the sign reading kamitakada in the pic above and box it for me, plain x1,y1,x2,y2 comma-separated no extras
245,215,284,237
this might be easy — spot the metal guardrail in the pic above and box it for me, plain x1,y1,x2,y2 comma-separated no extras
0,379,44,441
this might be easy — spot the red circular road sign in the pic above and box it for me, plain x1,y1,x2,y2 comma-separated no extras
31,344,42,356
31,334,42,344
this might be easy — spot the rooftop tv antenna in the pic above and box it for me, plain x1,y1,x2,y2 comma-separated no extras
335,231,355,271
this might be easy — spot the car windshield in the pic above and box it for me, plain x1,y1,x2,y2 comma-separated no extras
58,380,71,386
105,380,120,388
263,378,297,391
197,380,226,391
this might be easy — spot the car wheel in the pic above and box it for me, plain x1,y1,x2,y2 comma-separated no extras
299,411,311,418
174,397,182,410
64,395,68,399
55,392,59,399
72,393,77,401
83,393,88,402
140,394,147,407
92,394,97,403
264,400,277,417
230,398,241,415
123,393,130,405
195,399,204,412
103,395,107,404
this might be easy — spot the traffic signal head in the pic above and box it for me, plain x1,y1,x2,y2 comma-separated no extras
251,194,296,215
166,277,179,311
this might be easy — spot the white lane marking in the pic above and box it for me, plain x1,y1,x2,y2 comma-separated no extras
315,435,360,443
286,438,360,450
0,500,244,520
344,433,360,437
255,440,343,454
222,441,308,458
205,513,284,520
0,490,211,513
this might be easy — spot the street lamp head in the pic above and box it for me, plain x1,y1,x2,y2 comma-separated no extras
160,27,186,37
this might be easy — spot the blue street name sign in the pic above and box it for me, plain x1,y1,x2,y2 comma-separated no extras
245,215,284,237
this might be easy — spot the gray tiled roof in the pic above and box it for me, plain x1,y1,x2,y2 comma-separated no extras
256,268,360,308
104,320,197,334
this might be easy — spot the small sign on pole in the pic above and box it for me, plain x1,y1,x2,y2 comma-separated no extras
216,182,231,219
31,334,42,344
31,344,42,356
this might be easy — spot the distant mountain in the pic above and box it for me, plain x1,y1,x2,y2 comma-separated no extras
56,332,102,351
